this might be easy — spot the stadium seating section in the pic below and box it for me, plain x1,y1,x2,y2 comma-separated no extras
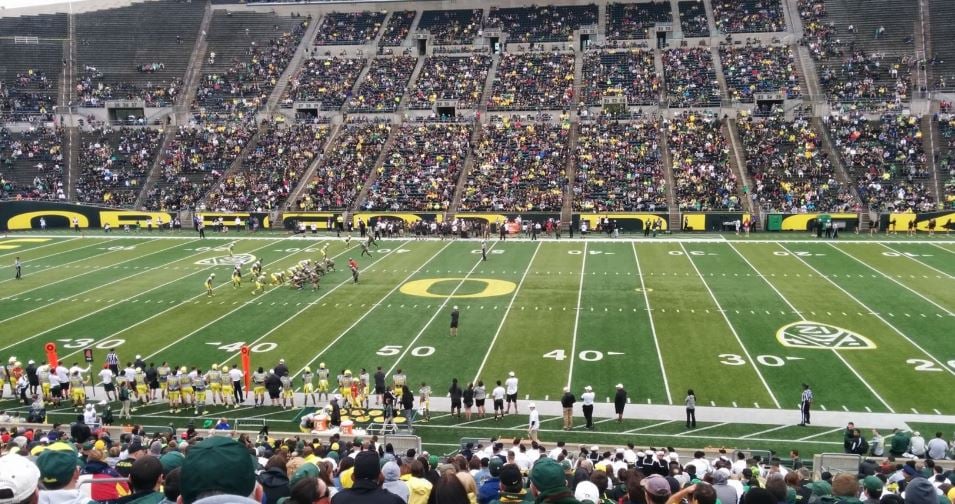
313,11,385,45
0,126,64,200
484,5,598,43
416,9,483,45
606,1,672,40
76,127,162,206
582,50,661,106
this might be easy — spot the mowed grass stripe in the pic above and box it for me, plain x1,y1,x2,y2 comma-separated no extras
310,241,494,383
830,244,954,311
0,237,82,260
879,244,954,279
571,242,668,404
398,241,539,391
638,243,774,407
478,242,583,400
737,243,955,413
717,242,892,412
891,244,955,276
0,237,140,296
0,239,286,359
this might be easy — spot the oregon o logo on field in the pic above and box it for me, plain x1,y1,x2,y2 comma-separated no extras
776,321,876,350
400,278,516,299
195,254,256,266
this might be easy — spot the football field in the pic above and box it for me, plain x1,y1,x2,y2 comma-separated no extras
1,231,954,450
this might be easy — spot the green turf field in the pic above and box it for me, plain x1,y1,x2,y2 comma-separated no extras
0,231,953,453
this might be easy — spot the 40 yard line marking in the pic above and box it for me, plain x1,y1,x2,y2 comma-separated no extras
728,243,894,413
565,242,587,389
680,243,780,408
778,243,955,378
472,241,542,384
632,242,672,405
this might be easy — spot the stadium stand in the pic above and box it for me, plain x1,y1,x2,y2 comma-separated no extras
573,118,667,212
606,1,672,40
294,122,390,211
939,115,955,207
347,56,417,113
416,9,483,45
206,122,330,212
484,5,599,43
460,117,569,212
379,10,416,47
825,113,933,212
363,123,471,211
281,57,366,110
667,112,741,211
928,0,955,90
76,127,162,207
73,0,205,108
0,14,66,121
663,48,721,108
712,0,786,33
488,52,575,111
408,55,491,110
736,115,854,213
0,126,64,200
677,1,710,37
313,11,385,45
719,43,802,102
581,50,661,106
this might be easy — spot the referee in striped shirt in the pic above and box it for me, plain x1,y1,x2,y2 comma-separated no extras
106,350,120,376
799,383,813,426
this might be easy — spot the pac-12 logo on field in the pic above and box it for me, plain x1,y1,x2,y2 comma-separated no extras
195,254,256,266
776,321,876,350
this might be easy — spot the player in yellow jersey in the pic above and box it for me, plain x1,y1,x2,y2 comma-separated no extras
37,363,51,401
281,374,294,410
252,274,267,295
232,263,242,288
205,273,215,297
206,364,222,405
166,369,181,413
301,367,316,406
179,367,194,408
228,242,235,257
392,368,406,398
193,369,208,415
70,371,86,407
316,363,330,402
340,370,353,408
134,367,148,406
157,362,170,398
320,244,329,262
270,271,285,286
252,367,267,407
220,366,235,408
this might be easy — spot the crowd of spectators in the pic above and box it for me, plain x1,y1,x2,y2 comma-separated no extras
75,67,182,107
364,123,470,211
736,114,854,213
678,1,710,38
574,118,667,212
606,1,672,40
582,50,661,106
347,56,417,113
663,48,721,108
939,115,955,208
712,0,786,33
295,122,390,211
719,43,802,102
667,112,741,210
416,9,483,45
826,113,934,211
207,122,329,212
314,11,385,45
819,52,913,106
0,126,64,200
461,117,568,211
76,127,162,207
797,0,837,60
145,122,254,211
0,70,56,120
282,57,365,110
409,55,491,110
489,52,575,111
379,10,415,46
484,5,599,43
194,21,307,114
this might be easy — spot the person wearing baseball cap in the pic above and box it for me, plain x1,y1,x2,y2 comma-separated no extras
36,444,83,504
178,437,261,504
492,464,526,503
862,476,884,504
0,454,40,504
529,459,577,503
330,451,402,504
113,457,164,504
478,459,504,504
641,474,672,504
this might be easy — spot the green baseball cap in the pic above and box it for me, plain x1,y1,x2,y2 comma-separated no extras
159,451,185,476
530,459,568,496
290,463,319,488
489,458,503,477
36,448,79,489
863,476,884,493
180,437,256,504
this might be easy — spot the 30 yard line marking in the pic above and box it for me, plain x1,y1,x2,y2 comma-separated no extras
472,242,541,383
632,242,672,404
778,243,955,378
728,243,894,413
566,242,587,389
831,244,955,317
880,244,954,279
680,243,780,408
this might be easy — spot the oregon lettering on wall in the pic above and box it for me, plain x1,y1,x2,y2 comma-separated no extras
351,212,443,227
0,201,175,231
880,211,955,232
576,213,669,232
779,213,858,231
197,212,270,228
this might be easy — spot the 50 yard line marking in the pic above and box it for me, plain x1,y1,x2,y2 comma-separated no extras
632,242,672,405
728,243,894,413
680,242,780,408
472,241,541,384
778,243,955,377
566,242,587,389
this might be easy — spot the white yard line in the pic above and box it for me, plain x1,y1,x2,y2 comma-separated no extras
930,244,955,255
778,243,955,377
565,242,587,389
631,242,672,404
472,242,542,383
740,424,793,439
0,236,82,259
676,422,730,436
679,243,780,408
0,237,128,290
796,426,844,442
831,244,954,316
728,243,895,413
624,420,677,433
292,241,456,380
878,243,954,279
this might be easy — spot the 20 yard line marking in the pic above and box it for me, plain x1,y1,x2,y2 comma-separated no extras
472,241,542,384
565,242,587,389
632,242,672,405
680,243,780,408
729,243,894,413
